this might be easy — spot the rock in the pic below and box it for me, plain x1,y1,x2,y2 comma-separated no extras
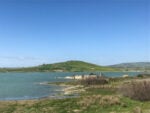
122,75,129,78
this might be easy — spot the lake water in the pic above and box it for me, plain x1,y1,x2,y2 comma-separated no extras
0,72,141,100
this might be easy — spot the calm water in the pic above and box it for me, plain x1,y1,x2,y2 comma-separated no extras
0,72,141,100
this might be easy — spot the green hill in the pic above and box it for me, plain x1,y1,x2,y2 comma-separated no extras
0,61,119,72
109,62,150,71
110,62,150,68
36,60,118,72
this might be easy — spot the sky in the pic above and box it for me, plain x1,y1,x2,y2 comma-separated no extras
0,0,149,67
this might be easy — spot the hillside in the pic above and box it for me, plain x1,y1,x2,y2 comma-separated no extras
109,62,150,71
0,61,118,72
36,60,118,72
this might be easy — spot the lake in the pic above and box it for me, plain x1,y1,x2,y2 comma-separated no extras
0,72,141,100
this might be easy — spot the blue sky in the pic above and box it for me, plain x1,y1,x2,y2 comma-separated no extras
0,0,149,67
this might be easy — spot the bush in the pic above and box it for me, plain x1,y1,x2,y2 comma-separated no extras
80,77,108,85
119,81,150,101
137,74,150,78
137,74,145,78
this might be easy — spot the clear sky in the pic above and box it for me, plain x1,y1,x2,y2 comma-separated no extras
0,0,149,67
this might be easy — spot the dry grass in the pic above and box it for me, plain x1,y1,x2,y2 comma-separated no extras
133,106,143,113
78,95,121,109
119,80,150,101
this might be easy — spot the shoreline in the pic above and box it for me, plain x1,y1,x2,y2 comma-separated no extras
0,83,84,103
0,73,148,103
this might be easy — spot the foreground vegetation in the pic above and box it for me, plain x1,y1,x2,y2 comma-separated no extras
1,74,150,113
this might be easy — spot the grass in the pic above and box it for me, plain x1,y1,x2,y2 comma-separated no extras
1,90,150,113
1,77,150,113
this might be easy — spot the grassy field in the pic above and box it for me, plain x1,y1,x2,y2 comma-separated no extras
1,76,150,113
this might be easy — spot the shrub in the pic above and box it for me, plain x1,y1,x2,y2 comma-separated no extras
80,77,108,85
137,74,145,78
119,81,150,101
137,74,150,78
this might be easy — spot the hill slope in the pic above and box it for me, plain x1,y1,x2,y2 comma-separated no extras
110,62,150,68
0,61,118,72
36,60,118,72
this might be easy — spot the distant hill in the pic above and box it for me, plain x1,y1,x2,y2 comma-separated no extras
36,61,118,72
109,62,150,69
0,60,118,72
